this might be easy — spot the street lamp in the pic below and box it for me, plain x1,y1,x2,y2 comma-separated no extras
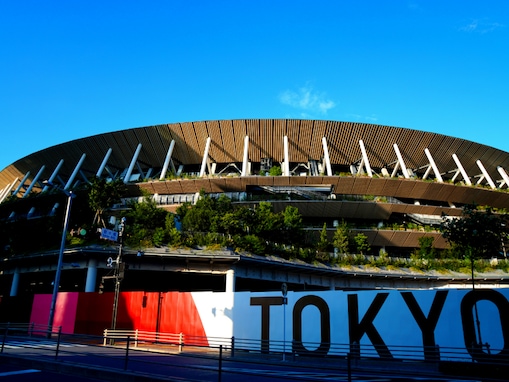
44,181,75,334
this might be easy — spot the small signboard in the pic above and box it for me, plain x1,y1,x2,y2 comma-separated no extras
100,228,119,242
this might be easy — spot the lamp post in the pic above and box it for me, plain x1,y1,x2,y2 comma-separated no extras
46,183,75,334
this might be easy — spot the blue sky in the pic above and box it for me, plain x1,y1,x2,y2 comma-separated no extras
1,1,508,171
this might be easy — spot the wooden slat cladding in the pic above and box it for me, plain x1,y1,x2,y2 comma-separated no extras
217,120,237,163
3,119,509,200
246,119,261,163
231,120,247,163
180,122,202,164
192,121,209,164
204,120,225,164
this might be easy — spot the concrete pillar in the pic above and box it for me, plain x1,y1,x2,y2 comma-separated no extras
10,268,20,297
85,259,98,292
225,269,235,292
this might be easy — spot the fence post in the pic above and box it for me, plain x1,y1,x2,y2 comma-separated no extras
134,329,138,348
179,332,184,353
231,336,235,357
55,326,62,360
124,336,130,370
29,322,34,337
103,329,108,346
347,352,352,382
1,323,9,353
218,344,223,382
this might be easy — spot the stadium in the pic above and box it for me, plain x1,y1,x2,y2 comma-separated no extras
1,118,509,314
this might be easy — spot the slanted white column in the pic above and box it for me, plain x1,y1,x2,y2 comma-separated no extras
241,136,249,176
23,166,46,198
85,259,98,292
497,166,509,189
43,160,64,192
159,140,175,180
199,137,211,177
64,154,86,190
321,137,332,176
225,269,235,292
391,161,400,178
9,268,20,297
12,172,31,197
0,178,20,203
0,185,10,203
283,136,290,176
96,148,112,178
452,154,472,185
393,144,410,178
424,148,443,183
359,140,373,177
124,143,142,184
476,160,496,189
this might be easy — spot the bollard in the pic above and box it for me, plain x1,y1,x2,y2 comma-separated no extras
1,323,9,353
179,332,184,353
347,352,352,382
218,344,222,382
55,326,62,360
124,336,130,370
231,336,235,358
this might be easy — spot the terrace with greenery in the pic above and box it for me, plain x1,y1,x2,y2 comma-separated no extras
0,176,508,276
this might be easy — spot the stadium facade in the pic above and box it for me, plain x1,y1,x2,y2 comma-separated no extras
1,119,509,303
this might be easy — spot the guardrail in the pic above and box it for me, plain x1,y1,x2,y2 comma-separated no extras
2,323,508,381
101,328,497,363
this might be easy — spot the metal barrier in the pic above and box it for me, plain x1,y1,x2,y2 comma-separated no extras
2,323,509,381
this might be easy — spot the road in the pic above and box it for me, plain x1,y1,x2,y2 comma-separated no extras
0,337,486,382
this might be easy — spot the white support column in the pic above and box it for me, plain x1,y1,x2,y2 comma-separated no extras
23,166,46,198
476,160,496,189
393,144,410,178
159,140,175,180
497,166,509,189
225,269,235,293
85,259,98,292
0,185,9,203
96,148,112,178
241,136,249,176
64,154,86,190
0,178,20,203
12,172,31,197
43,159,64,192
359,140,373,177
424,148,443,183
283,136,290,176
124,143,142,184
322,137,333,176
451,170,461,183
452,154,472,185
391,161,400,178
199,137,211,177
9,268,20,297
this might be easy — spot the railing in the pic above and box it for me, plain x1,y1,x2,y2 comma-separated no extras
101,328,499,364
2,323,509,381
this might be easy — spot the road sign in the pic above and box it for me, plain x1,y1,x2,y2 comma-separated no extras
100,228,118,242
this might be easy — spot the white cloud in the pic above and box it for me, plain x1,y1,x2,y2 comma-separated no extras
346,113,378,123
459,19,504,34
279,86,336,115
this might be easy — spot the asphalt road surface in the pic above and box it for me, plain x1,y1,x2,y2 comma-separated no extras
0,337,487,382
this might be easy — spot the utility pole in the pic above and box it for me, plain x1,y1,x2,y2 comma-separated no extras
111,217,126,330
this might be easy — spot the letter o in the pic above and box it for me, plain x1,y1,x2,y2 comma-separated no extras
461,289,509,362
292,295,330,356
